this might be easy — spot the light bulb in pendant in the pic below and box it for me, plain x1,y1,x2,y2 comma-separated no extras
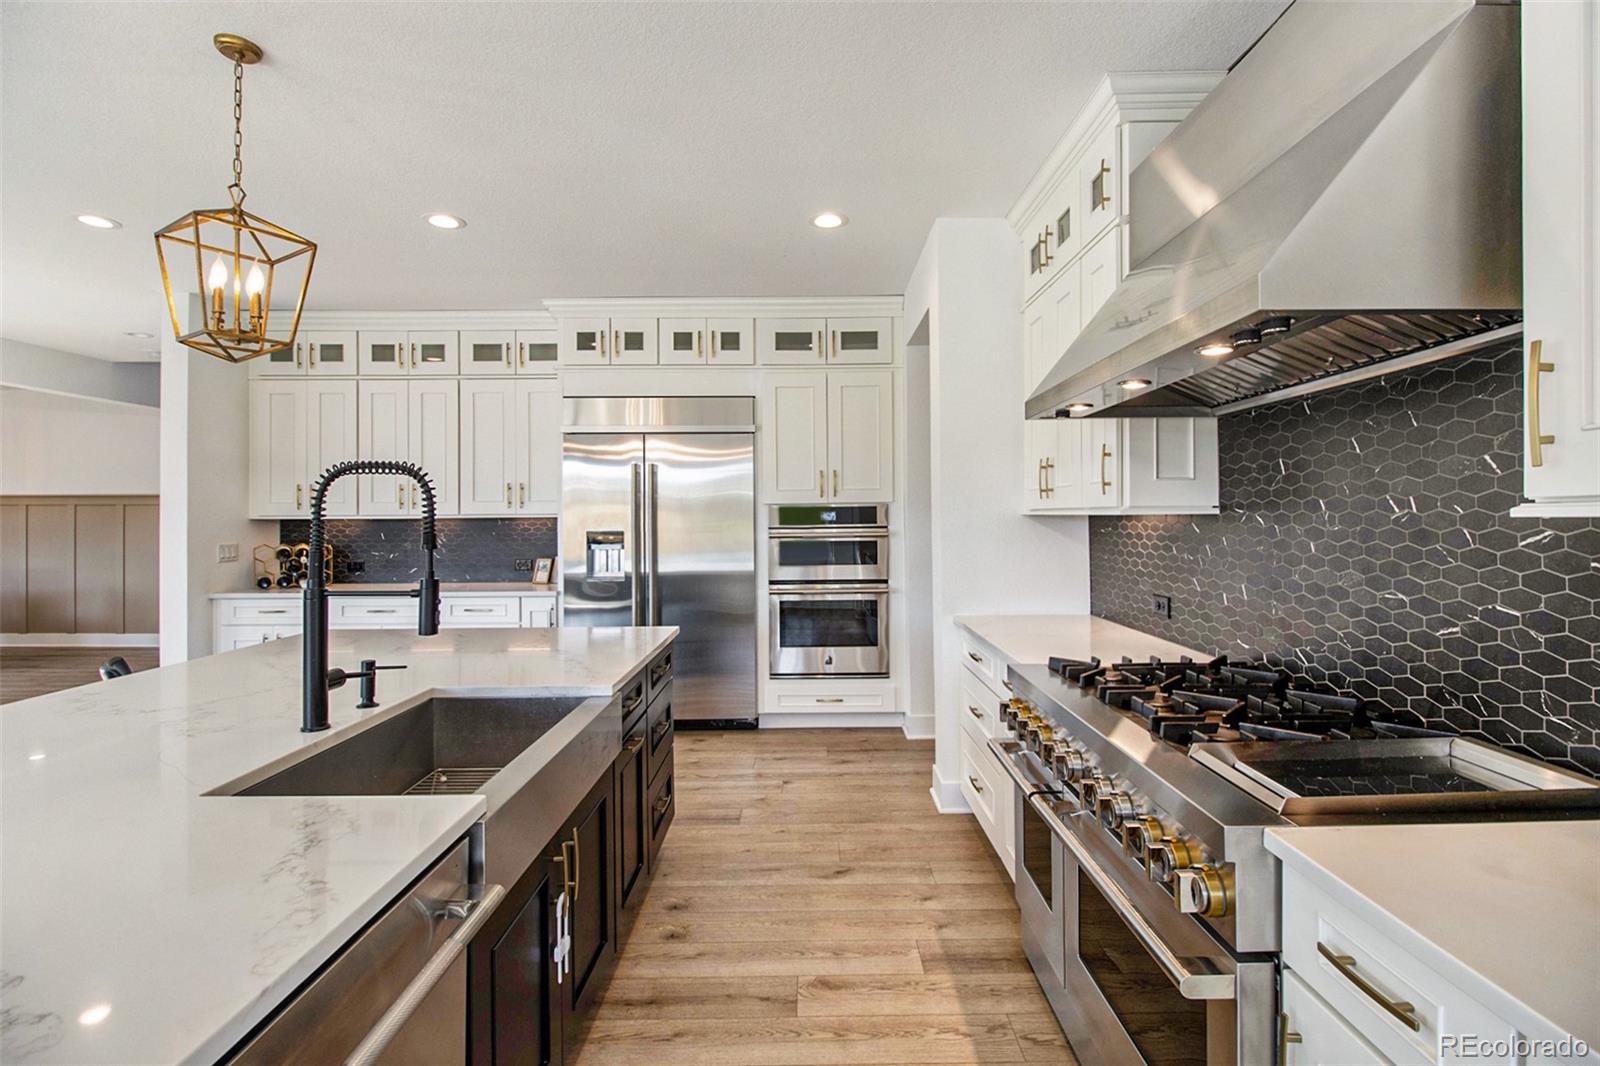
245,263,265,333
207,257,228,294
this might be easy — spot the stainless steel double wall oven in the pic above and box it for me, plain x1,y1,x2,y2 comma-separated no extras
767,504,889,678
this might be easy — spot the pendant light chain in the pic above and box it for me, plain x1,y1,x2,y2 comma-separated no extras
228,57,246,207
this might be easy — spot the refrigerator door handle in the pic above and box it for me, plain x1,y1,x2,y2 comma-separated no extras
648,462,662,625
630,462,644,626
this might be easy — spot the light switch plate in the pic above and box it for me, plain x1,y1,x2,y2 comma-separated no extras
217,542,239,563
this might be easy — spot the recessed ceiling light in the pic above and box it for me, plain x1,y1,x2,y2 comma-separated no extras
76,214,122,230
1118,378,1152,391
425,213,466,230
78,1004,112,1026
124,331,155,340
1197,342,1234,358
811,212,847,230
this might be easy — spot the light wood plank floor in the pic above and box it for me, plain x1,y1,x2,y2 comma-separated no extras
0,646,159,704
574,728,1078,1066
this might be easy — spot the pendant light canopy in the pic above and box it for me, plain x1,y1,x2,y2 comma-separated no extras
154,34,316,363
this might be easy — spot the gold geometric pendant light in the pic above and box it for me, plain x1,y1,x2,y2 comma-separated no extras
154,34,316,363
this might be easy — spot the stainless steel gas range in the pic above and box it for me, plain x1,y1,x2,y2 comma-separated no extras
990,654,1600,1066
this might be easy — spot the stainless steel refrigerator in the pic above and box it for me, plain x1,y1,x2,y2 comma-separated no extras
561,397,757,724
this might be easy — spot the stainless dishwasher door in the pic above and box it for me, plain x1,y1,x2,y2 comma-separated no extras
225,837,503,1066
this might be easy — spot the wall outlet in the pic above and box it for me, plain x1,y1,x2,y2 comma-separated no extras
1152,594,1173,619
217,542,239,563
513,559,534,572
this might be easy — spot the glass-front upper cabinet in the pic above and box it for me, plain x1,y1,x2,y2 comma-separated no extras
515,329,559,376
407,330,459,376
825,317,893,365
461,330,515,375
560,317,611,367
757,317,826,365
357,331,407,376
303,330,356,376
250,338,307,377
658,318,708,366
609,317,658,366
707,317,754,365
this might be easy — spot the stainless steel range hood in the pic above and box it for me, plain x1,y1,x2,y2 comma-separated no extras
1026,0,1521,420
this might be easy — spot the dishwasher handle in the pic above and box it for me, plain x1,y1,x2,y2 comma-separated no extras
344,883,505,1066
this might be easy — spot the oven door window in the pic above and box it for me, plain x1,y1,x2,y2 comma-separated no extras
1077,869,1207,1066
776,598,880,647
1020,798,1053,908
775,539,881,570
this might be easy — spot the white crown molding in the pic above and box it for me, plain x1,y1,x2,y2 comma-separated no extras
1005,71,1224,230
541,295,904,319
297,309,557,331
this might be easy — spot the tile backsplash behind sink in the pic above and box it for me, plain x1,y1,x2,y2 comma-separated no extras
278,517,558,583
1089,344,1600,776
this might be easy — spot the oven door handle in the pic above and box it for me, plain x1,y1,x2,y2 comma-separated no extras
769,583,889,595
1028,793,1236,1001
768,528,889,540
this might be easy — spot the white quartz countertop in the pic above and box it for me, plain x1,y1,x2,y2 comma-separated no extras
953,614,1207,665
212,581,558,596
1266,822,1600,1050
0,626,675,1066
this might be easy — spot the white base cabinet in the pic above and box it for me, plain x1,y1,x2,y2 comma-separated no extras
1279,968,1388,1066
1515,0,1600,517
761,369,894,503
951,627,1015,879
212,589,559,653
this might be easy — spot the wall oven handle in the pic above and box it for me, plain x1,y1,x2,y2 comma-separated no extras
1027,793,1235,1001
769,583,890,595
344,883,505,1066
767,528,890,540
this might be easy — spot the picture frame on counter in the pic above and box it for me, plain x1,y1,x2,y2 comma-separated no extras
532,557,554,584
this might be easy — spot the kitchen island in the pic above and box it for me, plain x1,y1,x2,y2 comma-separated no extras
0,626,675,1066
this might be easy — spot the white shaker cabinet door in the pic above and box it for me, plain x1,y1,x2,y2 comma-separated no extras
249,380,307,518
560,318,611,366
761,371,829,502
826,317,893,365
304,380,359,516
1280,968,1387,1066
516,379,563,515
408,378,460,516
827,369,894,503
459,379,518,515
302,330,357,377
706,317,755,366
460,330,516,376
609,317,659,366
758,317,827,366
658,317,707,366
1519,0,1600,512
357,380,410,516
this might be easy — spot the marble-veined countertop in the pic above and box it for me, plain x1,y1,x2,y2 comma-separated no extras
0,625,674,1065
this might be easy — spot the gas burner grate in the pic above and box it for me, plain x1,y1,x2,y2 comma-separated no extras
403,767,501,796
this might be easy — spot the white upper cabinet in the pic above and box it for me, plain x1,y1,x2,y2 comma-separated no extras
460,330,516,375
1080,225,1121,323
515,329,560,375
559,317,657,366
357,331,408,376
303,331,357,377
357,380,410,516
459,379,519,514
356,330,459,376
250,339,307,377
1516,0,1600,515
248,380,358,518
706,317,755,365
758,317,893,365
761,370,829,502
515,379,562,514
408,378,460,515
761,369,893,503
657,317,756,366
1077,121,1121,249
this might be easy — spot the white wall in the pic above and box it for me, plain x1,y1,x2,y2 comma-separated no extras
0,387,160,495
0,337,159,407
902,218,1091,808
158,295,272,663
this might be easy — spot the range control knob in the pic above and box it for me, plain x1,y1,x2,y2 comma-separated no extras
1052,746,1088,783
1096,791,1137,833
1078,774,1109,809
1174,863,1233,918
1122,816,1165,858
1146,836,1200,884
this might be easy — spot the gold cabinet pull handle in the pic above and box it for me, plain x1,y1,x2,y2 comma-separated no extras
1037,458,1047,498
968,704,983,719
831,330,838,360
294,342,302,369
817,329,824,359
815,697,845,704
1039,229,1052,267
517,341,525,368
1278,1013,1302,1062
569,828,582,903
819,469,826,499
967,650,983,664
505,482,513,509
504,341,511,368
710,330,718,359
1315,942,1420,1031
396,482,404,510
410,342,417,369
613,329,620,359
309,343,317,368
696,330,703,358
412,483,418,508
519,482,526,507
833,469,839,496
1094,158,1112,209
1043,457,1053,498
1099,444,1112,494
967,775,984,794
1528,339,1555,467
296,483,303,510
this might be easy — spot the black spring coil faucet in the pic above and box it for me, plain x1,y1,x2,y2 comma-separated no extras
302,460,441,732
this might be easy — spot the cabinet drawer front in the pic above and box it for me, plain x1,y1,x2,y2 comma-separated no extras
958,726,1003,827
1283,866,1512,1065
219,598,301,624
646,680,673,785
957,635,998,681
519,594,558,629
959,665,1006,742
216,623,300,650
646,646,674,705
440,596,521,625
770,688,897,713
330,597,416,623
647,764,675,867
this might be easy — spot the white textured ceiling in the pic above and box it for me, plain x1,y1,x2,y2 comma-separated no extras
1,1,1285,361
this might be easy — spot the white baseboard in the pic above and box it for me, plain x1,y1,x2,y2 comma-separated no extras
901,712,934,739
929,767,971,814
0,633,158,647
759,712,903,729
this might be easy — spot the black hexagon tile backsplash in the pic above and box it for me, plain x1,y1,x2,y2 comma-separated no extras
1089,344,1600,777
279,517,558,583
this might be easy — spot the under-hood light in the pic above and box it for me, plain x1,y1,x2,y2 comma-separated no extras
1258,316,1293,336
1066,402,1094,413
1197,342,1234,358
1119,378,1152,391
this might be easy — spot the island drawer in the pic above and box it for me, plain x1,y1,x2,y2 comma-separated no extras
1282,865,1512,1065
646,646,674,705
618,673,647,734
959,665,1003,742
647,765,675,867
646,680,673,784
217,598,301,624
